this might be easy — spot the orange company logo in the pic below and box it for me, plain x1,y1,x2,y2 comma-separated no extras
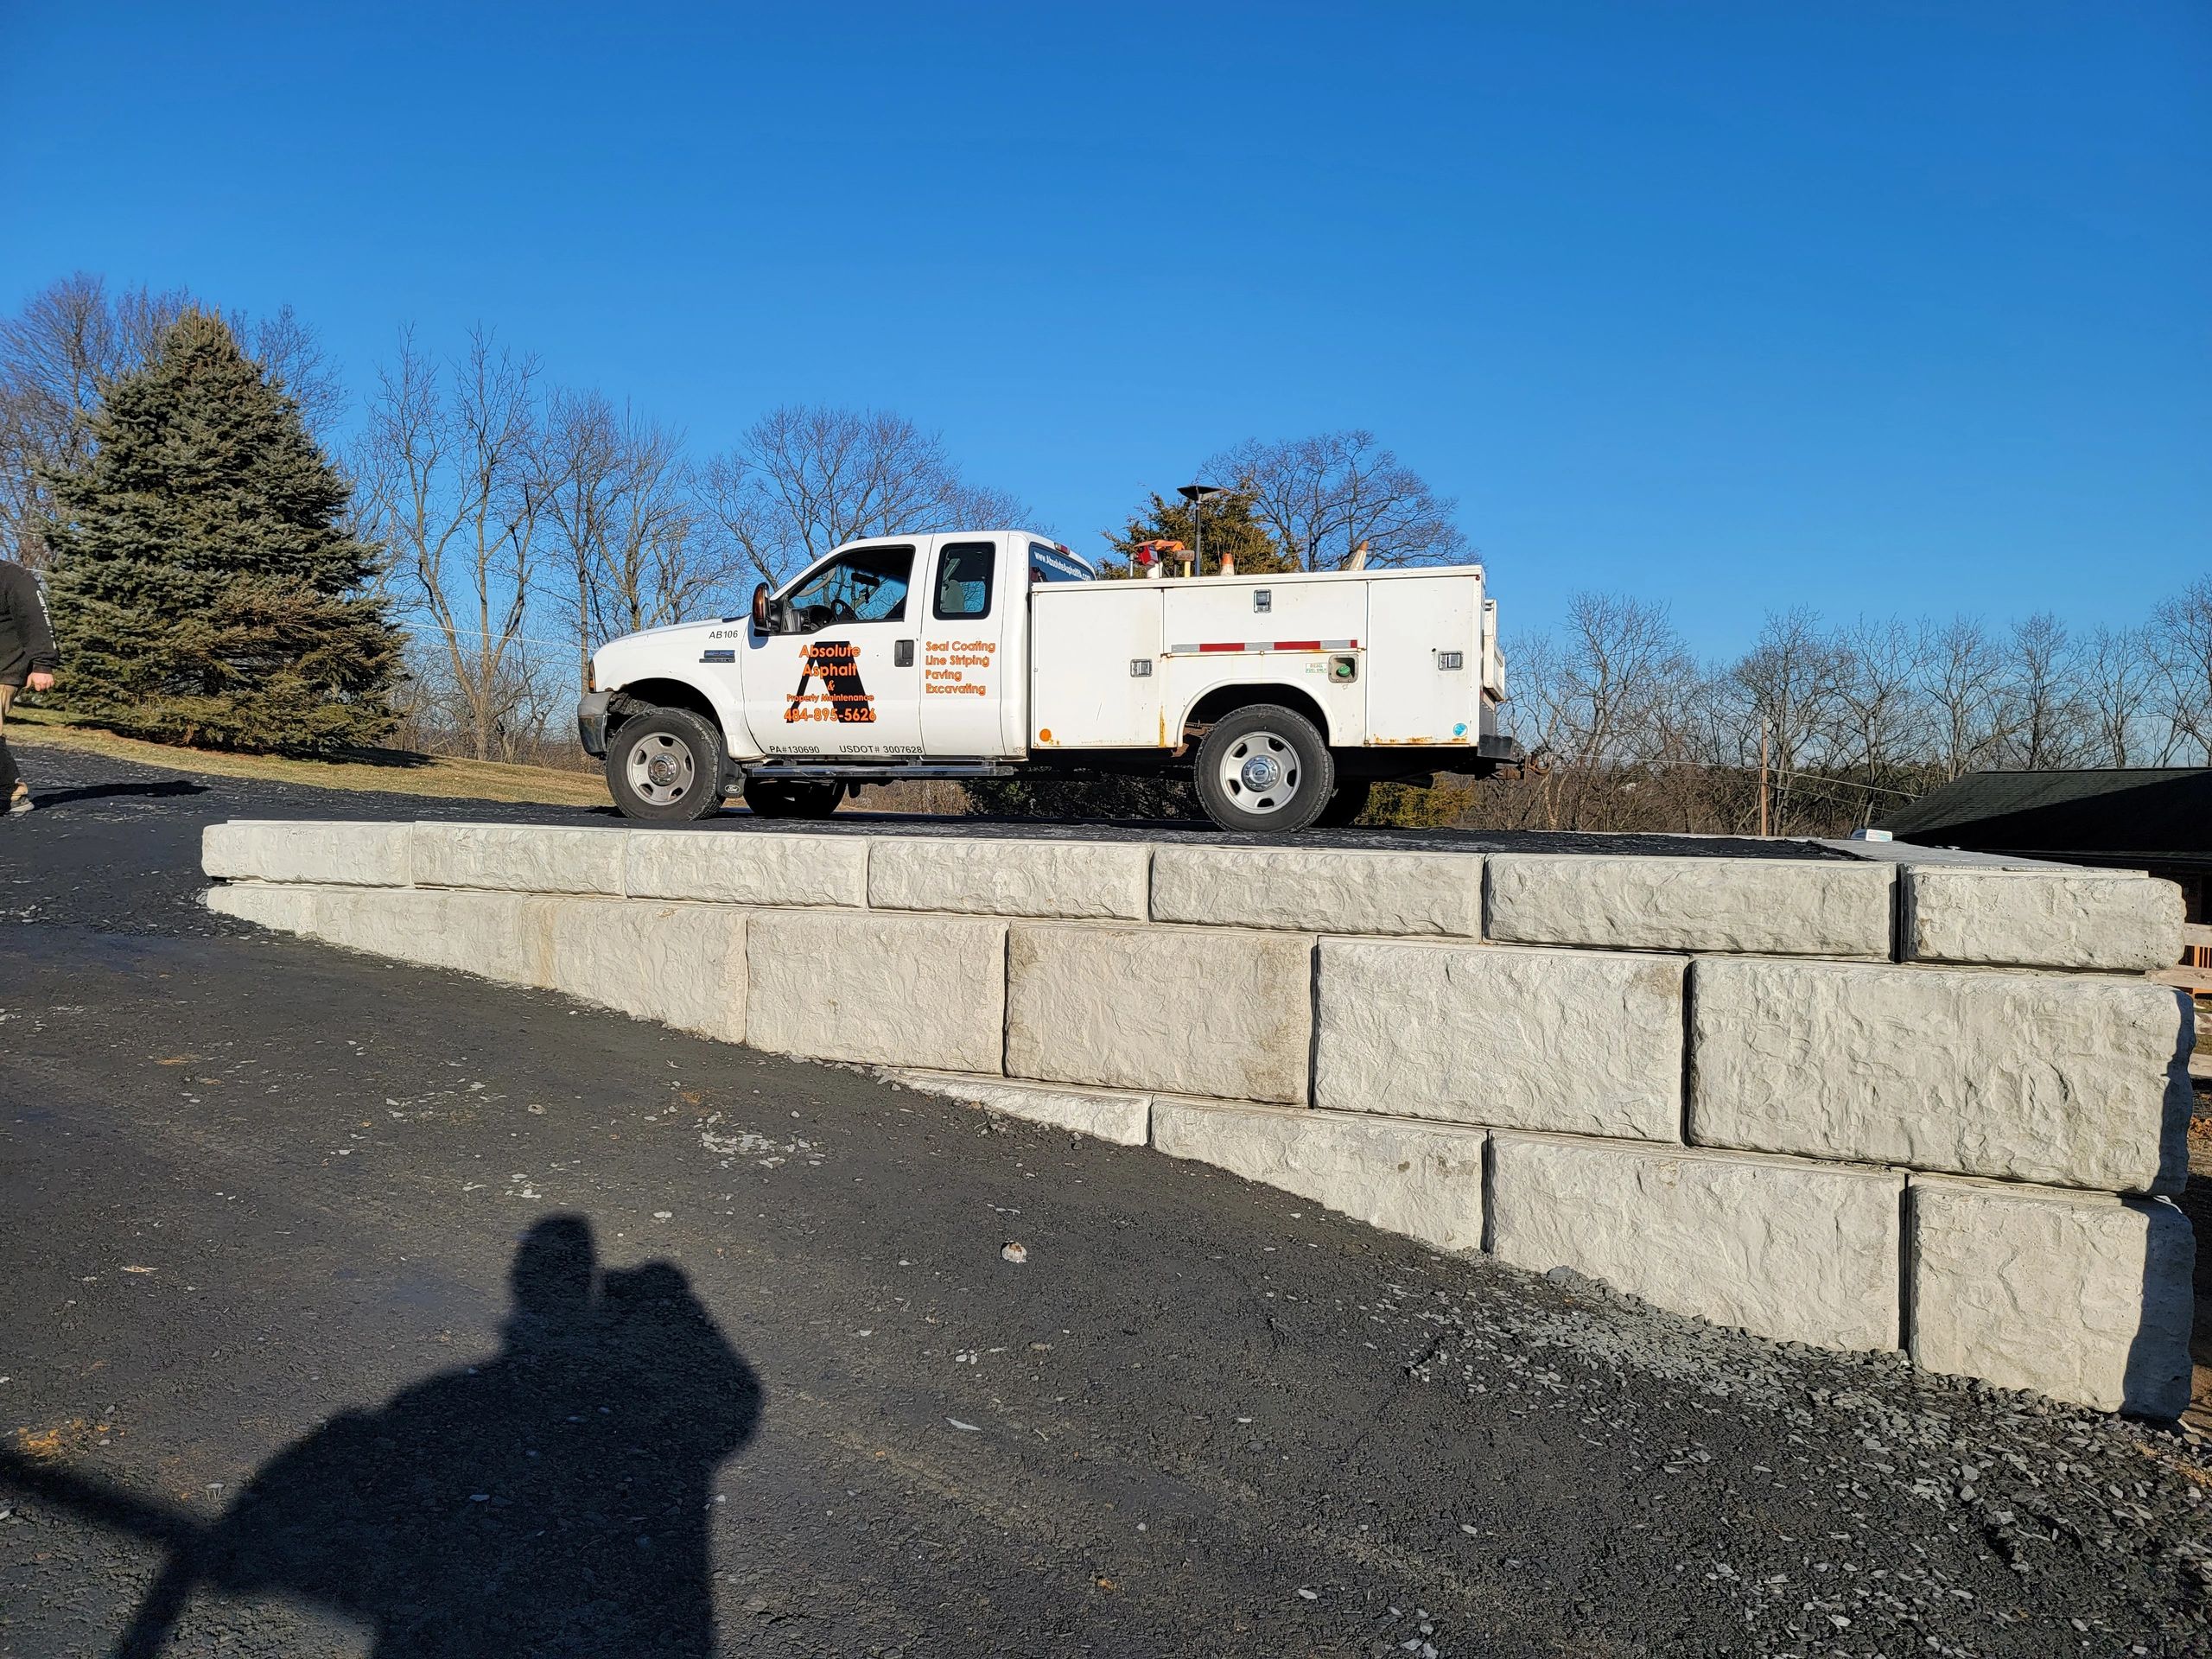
785,639,875,724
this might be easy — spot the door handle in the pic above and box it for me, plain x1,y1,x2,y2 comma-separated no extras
894,639,915,667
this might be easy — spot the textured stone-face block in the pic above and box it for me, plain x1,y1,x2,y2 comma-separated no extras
1903,868,2183,973
377,888,553,983
1909,1175,2195,1415
1486,854,1892,958
1006,923,1313,1103
205,880,328,932
1148,846,1481,937
232,883,550,984
746,909,1006,1072
868,837,1149,919
411,823,626,895
1691,957,2191,1192
626,830,866,909
1153,1099,1486,1252
202,820,413,887
544,899,747,1041
886,1071,1152,1146
1316,939,1683,1140
1490,1133,1904,1351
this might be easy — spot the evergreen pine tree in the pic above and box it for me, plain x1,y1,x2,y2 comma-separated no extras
41,309,400,751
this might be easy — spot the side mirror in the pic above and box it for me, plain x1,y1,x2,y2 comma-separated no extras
752,582,773,633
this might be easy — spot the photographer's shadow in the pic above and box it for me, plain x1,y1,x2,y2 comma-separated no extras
16,1216,764,1657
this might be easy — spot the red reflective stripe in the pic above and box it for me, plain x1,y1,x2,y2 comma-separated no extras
1173,639,1363,654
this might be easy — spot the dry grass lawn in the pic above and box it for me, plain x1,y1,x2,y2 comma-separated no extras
8,704,609,807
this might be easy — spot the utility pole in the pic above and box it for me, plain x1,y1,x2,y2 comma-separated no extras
1758,721,1771,837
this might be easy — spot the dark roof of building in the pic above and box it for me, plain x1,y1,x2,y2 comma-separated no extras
1878,768,2212,866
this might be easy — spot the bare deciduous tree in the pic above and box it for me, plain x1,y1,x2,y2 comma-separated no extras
1207,429,1466,570
356,327,548,761
536,391,739,690
2080,626,2156,766
1833,617,1928,784
1728,607,1847,832
697,405,1027,588
1922,616,2011,781
1995,612,2087,770
2152,575,2212,763
1512,592,1701,830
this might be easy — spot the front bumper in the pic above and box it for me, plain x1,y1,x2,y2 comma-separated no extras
577,690,613,757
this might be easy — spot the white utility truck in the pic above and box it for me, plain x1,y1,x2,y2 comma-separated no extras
579,531,1514,833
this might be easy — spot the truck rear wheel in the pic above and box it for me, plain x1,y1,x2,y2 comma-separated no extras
1193,704,1335,834
605,708,726,823
742,778,844,819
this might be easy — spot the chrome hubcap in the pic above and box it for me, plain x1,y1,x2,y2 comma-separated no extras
1219,730,1300,817
626,734,696,805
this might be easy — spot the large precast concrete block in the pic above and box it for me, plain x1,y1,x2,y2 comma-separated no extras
233,883,550,985
411,823,626,895
868,836,1148,919
1153,1099,1486,1252
1315,939,1683,1140
1148,846,1482,937
544,899,747,1042
205,880,327,933
626,830,867,909
378,887,554,984
1902,867,2183,973
1690,957,2191,1192
1485,854,1893,958
1005,923,1313,1103
884,1071,1152,1146
747,909,1007,1073
1490,1133,1904,1352
202,820,412,887
1909,1174,2195,1416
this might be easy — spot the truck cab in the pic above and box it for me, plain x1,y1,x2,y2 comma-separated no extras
582,529,1513,831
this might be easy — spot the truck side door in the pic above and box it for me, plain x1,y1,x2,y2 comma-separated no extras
918,536,1016,756
739,543,925,758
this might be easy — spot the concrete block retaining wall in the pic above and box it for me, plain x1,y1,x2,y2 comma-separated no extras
201,820,2198,1416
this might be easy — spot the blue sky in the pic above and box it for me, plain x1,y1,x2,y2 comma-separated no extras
3,1,2206,653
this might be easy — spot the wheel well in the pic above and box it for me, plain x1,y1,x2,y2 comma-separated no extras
611,678,722,734
1181,683,1332,746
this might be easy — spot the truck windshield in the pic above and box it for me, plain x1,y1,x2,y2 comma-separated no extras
785,546,913,632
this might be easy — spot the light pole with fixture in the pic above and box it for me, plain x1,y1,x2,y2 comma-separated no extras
1178,481,1230,576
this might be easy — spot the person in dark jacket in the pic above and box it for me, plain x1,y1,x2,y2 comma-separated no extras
0,557,60,815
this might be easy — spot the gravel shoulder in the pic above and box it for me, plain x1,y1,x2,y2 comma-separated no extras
2,745,2208,1657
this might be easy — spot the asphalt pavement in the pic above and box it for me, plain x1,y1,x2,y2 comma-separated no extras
3,742,2209,1657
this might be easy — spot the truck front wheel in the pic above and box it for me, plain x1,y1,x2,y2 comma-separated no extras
1193,705,1336,834
605,708,726,823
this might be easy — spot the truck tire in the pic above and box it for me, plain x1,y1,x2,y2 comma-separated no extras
1194,704,1336,834
742,778,844,819
605,708,726,823
1314,777,1372,828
